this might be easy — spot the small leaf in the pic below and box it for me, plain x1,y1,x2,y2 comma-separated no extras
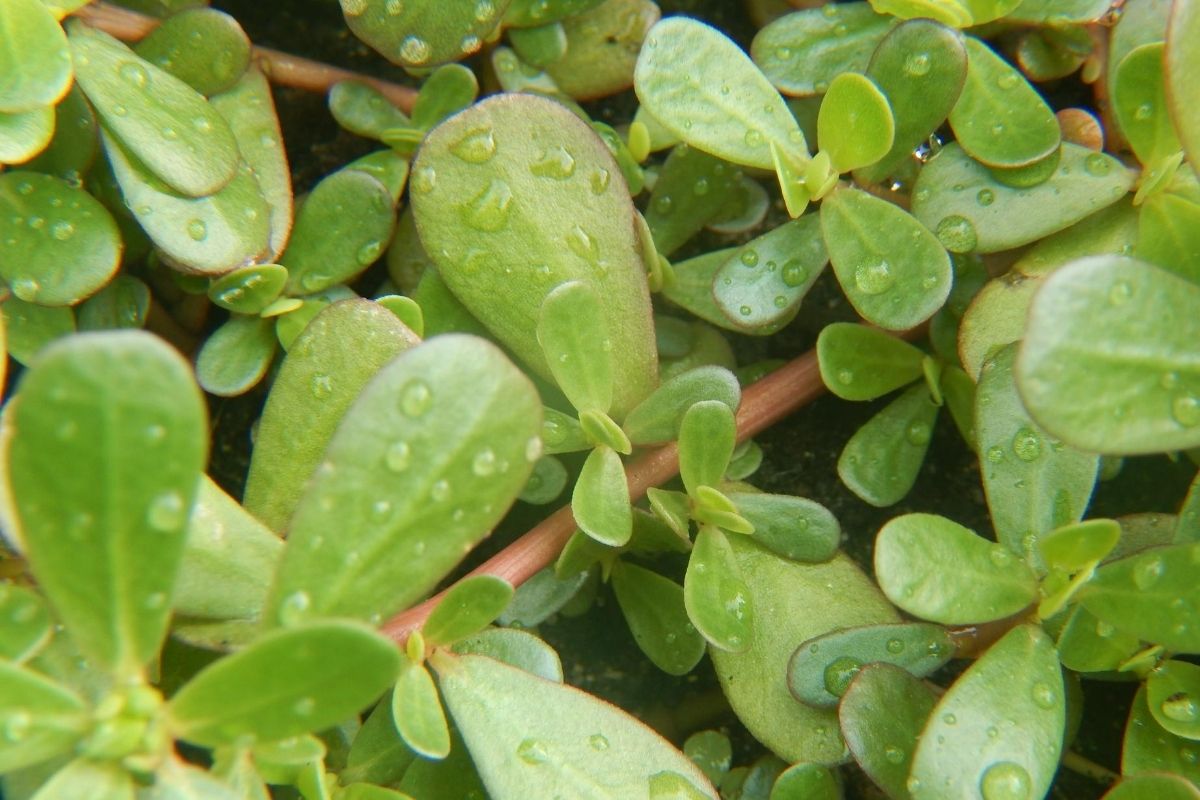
623,366,741,445
1124,685,1200,785
634,16,807,171
647,487,692,540
393,658,450,759
573,445,632,547
817,72,894,173
788,622,954,708
76,275,150,332
329,80,411,140
498,567,590,630
838,384,940,508
727,492,840,563
24,758,133,800
544,0,661,101
169,620,401,747
816,322,925,401
340,0,509,69
612,562,706,676
452,628,565,683
874,513,1038,624
1147,659,1200,740
1016,256,1200,454
909,625,1064,800
820,186,952,330
537,280,614,414
839,663,937,800
1039,519,1121,573
1137,190,1200,284
0,660,88,772
1114,43,1180,167
645,144,742,257
685,526,753,652
433,651,717,800
0,0,72,114
195,314,277,397
957,270,1044,378
540,406,591,455
684,730,732,787
133,7,251,96
208,264,288,315
1055,606,1140,673
948,37,1060,169
9,331,206,678
1166,0,1200,177
678,400,737,496
769,763,838,800
1,297,73,366
423,576,514,647
343,689,416,787
411,64,479,130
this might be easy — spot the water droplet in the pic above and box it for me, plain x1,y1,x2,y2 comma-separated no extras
743,130,764,148
1134,103,1153,121
1031,682,1056,709
412,166,437,194
465,179,513,232
112,104,129,117
739,305,752,316
525,436,542,462
692,177,709,196
990,122,1006,137
1011,428,1042,461
997,74,1019,90
311,374,333,399
936,215,978,253
472,448,497,476
431,479,451,502
1161,691,1200,722
590,168,611,194
186,219,207,241
147,491,186,533
474,0,495,21
530,145,576,179
293,697,316,716
781,260,809,287
775,46,792,60
11,277,40,302
854,259,894,295
119,61,148,88
357,240,383,265
905,52,931,76
740,249,759,267
280,591,311,625
980,761,1031,800
906,422,932,446
588,733,610,751
460,34,481,53
1133,555,1164,589
773,295,787,308
1084,153,1112,176
977,188,995,206
653,195,674,215
1108,280,1133,305
837,369,854,385
4,712,31,743
385,0,402,14
400,35,431,65
884,744,905,764
51,221,75,241
943,712,957,725
567,225,600,263
400,380,432,417
517,738,549,764
989,545,1014,567
386,441,412,472
451,129,497,164
1173,395,1200,428
822,655,862,696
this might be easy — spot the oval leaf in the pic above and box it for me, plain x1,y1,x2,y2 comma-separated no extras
728,492,840,563
612,562,706,676
341,0,509,69
817,72,894,173
195,314,277,397
393,658,450,759
1167,0,1200,178
0,660,88,773
538,280,613,414
0,0,72,114
838,384,940,508
685,526,753,653
133,7,251,97
816,322,925,401
423,575,515,647
622,366,741,446
573,445,632,547
679,400,737,495
1114,42,1180,167
1147,659,1200,740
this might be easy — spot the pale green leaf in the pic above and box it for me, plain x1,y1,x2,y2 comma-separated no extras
817,72,893,173
685,527,753,653
0,660,87,773
838,384,939,507
0,0,72,114
423,576,514,647
816,322,925,401
133,7,251,96
1114,43,1180,167
538,280,613,414
393,658,450,759
573,445,632,547
1167,0,1200,179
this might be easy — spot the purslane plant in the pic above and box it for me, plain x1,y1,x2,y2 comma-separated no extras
2,0,1200,798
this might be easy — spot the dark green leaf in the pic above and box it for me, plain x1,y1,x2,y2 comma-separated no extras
769,763,838,800
423,576,514,647
393,658,450,759
1114,43,1180,167
816,322,925,401
519,455,569,504
663,248,750,334
0,660,87,772
623,366,741,446
537,280,613,414
685,526,753,653
195,314,277,397
498,567,590,629
133,8,251,96
645,144,741,257
540,407,591,455
77,275,150,332
678,400,737,495
1124,685,1200,785
24,85,97,182
1102,774,1200,800
573,445,632,547
329,80,411,141
838,384,939,507
612,562,706,676
340,0,509,68
343,690,417,787
208,264,288,315
1,297,73,366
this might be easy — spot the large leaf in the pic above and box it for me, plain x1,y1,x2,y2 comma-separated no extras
264,335,541,625
634,16,806,171
909,625,1064,800
133,7,251,97
0,0,71,113
244,300,419,532
169,620,400,747
0,660,88,773
1167,0,1200,178
8,331,206,678
1016,256,1200,454
410,93,657,419
433,651,718,799
340,0,510,69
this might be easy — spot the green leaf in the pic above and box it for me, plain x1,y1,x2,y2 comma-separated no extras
948,37,1060,168
817,73,894,173
411,64,479,130
1039,519,1121,573
504,0,604,27
396,726,485,800
645,144,742,257
0,105,54,165
1137,189,1200,284
1,297,73,366
728,492,840,563
281,168,396,295
1124,685,1200,786
343,689,417,787
957,271,1044,379
710,538,899,764
208,264,288,315
329,80,411,141
816,322,925,401
423,576,514,647
976,343,1099,563
393,658,450,759
712,214,829,331
612,562,706,676
169,620,400,747
195,314,277,397
1114,43,1180,167
820,186,952,329
76,275,149,332
9,331,206,678
874,513,1038,624
0,171,120,306
544,0,661,101
133,7,251,96
452,627,564,682
662,248,748,334
340,0,509,68
678,400,737,495
410,93,658,419
1103,774,1200,800
27,758,134,800
264,335,542,624
623,366,740,446
1007,0,1111,23
634,16,807,171
750,3,895,98
0,0,72,114
910,625,1064,800
1167,0,1200,179
0,584,50,662
685,527,752,653
838,663,937,799
1055,606,1140,673
1147,659,1200,739
684,730,731,787
538,280,614,414
498,567,589,628
788,622,954,708
1016,256,1200,454
69,21,238,197
768,763,838,800
838,384,940,507
911,142,1134,254
508,22,566,69
573,445,632,547
857,18,967,184
0,660,87,772
540,406,590,455
244,300,419,532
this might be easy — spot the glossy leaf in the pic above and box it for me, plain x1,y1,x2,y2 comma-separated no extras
911,142,1134,254
728,492,840,563
1137,190,1200,284
686,526,753,653
634,16,807,171
1103,774,1200,800
0,660,86,772
662,248,747,333
264,335,541,624
0,171,120,306
538,280,613,414
540,407,590,456
169,620,400,747
1147,659,1200,739
751,3,895,98
820,186,952,330
410,93,658,419
838,385,938,508
1167,0,1200,178
544,0,661,101
573,445,632,547
0,105,54,165
909,625,1064,800
1016,256,1200,454
612,562,706,676
77,275,150,332
411,63,479,130
712,214,828,331
1039,519,1121,573
839,663,937,800
957,270,1044,378
816,322,925,401
679,400,737,495
69,22,238,197
710,538,899,764
196,314,277,397
393,658,450,759
133,7,251,96
645,144,741,257
340,0,509,69
976,344,1098,563
452,628,565,683
208,264,287,315
948,37,1060,169
875,513,1038,624
423,575,515,647
1055,605,1140,673
1007,0,1110,23
1124,685,1200,786
1078,542,1200,652
769,763,838,800
329,80,411,140
9,331,206,678
684,730,732,787
788,622,953,708
244,300,419,532
1114,43,1179,167
498,567,589,629
817,73,893,173
1,297,74,366
857,19,967,184
434,651,718,799
504,0,604,27
0,0,71,114
623,366,741,445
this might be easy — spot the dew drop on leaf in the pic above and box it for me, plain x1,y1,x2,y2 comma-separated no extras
822,655,862,696
311,374,333,399
412,166,437,194
1172,395,1200,428
853,259,895,296
781,260,809,287
588,733,610,751
3,712,31,743
1133,555,1164,589
1011,428,1042,461
465,179,513,232
884,744,905,764
293,697,316,717
400,380,433,417
451,129,497,164
1031,682,1056,710
472,448,497,476
530,146,576,179
517,738,550,765
1161,692,1200,723
399,35,431,65
935,215,978,253
147,491,186,533
979,761,1032,800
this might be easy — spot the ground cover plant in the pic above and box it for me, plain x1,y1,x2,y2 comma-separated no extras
1,0,1199,797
